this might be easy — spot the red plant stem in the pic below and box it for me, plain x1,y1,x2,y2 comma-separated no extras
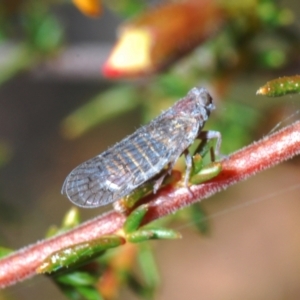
143,120,300,222
0,120,300,288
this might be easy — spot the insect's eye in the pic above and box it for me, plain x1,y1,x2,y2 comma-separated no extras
199,91,213,107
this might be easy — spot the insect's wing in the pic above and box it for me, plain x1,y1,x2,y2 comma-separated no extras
62,112,199,208
62,153,134,208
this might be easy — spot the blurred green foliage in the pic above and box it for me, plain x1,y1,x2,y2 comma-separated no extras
0,0,63,84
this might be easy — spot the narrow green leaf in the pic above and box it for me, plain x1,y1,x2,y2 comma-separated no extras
189,204,210,235
191,153,203,176
127,228,181,243
56,271,97,286
127,272,154,300
38,235,125,274
77,286,104,300
123,183,154,210
123,205,149,234
62,207,81,228
257,75,300,97
190,162,222,185
137,244,160,288
0,246,13,258
61,85,139,139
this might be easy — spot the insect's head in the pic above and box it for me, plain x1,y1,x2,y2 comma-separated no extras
186,87,215,119
193,87,215,112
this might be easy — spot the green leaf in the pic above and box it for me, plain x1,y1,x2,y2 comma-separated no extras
62,207,81,229
61,85,139,139
189,204,210,235
77,286,104,300
137,244,160,288
190,162,222,185
56,271,97,286
127,228,181,243
0,246,13,258
127,272,154,300
124,205,149,234
257,75,300,97
38,235,125,274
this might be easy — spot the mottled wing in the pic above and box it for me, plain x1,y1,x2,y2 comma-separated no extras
62,113,198,208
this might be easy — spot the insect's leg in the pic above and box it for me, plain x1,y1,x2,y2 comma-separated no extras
152,162,175,194
197,130,222,161
153,175,165,194
182,150,194,196
183,150,192,187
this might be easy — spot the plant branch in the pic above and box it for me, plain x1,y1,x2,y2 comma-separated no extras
0,120,300,288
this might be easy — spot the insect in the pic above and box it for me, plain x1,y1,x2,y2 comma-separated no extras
62,87,221,208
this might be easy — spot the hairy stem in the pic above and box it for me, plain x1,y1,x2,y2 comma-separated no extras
0,120,300,288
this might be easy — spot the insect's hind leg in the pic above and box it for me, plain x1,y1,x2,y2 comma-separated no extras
196,130,222,162
183,149,192,188
153,163,173,194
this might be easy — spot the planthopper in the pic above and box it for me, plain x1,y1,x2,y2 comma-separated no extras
62,87,221,208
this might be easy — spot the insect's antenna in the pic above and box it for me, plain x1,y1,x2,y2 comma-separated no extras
268,109,300,135
175,183,300,231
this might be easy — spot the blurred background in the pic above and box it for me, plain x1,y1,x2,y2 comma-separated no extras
0,0,300,299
